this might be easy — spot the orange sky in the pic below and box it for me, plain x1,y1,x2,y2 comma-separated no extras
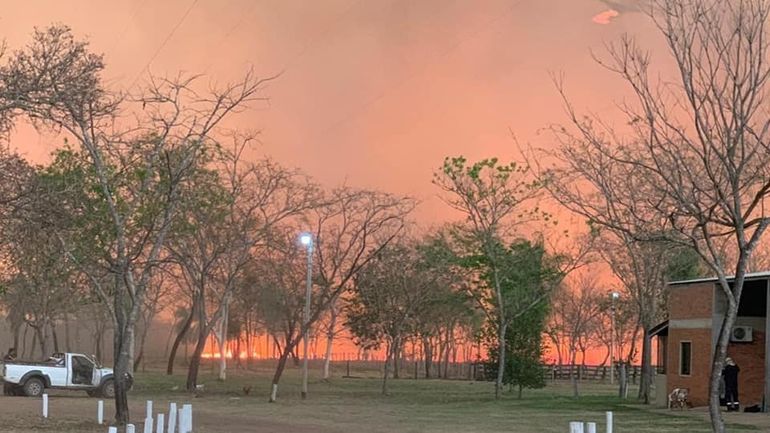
1,0,668,225
1,1,672,364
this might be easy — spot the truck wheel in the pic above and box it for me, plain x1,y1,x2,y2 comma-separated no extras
101,379,115,399
23,378,44,397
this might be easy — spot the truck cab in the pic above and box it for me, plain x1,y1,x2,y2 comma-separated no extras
2,352,115,398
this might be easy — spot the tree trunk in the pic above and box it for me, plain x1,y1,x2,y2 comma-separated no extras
167,303,196,375
113,326,133,425
709,298,739,433
94,325,102,363
63,313,72,352
217,302,229,381
36,323,51,359
423,337,433,379
51,323,60,354
495,322,507,399
269,341,296,402
111,264,147,426
392,339,400,379
618,361,628,399
21,323,28,359
382,341,392,395
638,327,653,404
571,350,579,398
186,329,209,391
322,305,337,380
12,323,20,354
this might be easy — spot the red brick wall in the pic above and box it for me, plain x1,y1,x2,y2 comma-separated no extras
669,283,714,319
728,331,765,407
667,328,712,407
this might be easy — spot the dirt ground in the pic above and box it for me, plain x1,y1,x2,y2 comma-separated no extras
0,392,335,433
0,371,763,433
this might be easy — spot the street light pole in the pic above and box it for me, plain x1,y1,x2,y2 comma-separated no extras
300,233,313,400
610,291,619,385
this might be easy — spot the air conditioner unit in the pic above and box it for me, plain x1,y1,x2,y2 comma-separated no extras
731,326,753,343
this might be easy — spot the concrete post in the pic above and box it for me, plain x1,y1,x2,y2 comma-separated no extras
606,411,613,433
98,400,104,425
156,413,165,433
42,394,48,418
168,403,177,433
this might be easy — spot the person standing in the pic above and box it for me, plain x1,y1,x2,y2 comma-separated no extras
723,357,740,412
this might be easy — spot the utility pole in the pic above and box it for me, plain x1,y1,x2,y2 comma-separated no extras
300,233,313,400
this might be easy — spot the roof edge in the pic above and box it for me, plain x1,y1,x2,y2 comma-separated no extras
669,270,770,286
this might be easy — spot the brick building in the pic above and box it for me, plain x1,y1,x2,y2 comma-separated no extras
652,272,769,409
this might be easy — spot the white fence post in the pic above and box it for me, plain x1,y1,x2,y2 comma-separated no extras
569,421,584,433
146,401,153,420
180,404,192,433
42,394,48,418
143,418,153,433
168,403,177,433
156,413,165,433
108,427,118,433
586,422,596,433
98,400,104,425
127,424,136,433
606,411,613,433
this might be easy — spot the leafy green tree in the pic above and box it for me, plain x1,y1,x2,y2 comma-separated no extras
346,237,463,394
0,26,270,423
433,156,543,399
478,240,554,397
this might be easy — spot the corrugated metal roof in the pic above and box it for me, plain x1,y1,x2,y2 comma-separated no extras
669,270,770,286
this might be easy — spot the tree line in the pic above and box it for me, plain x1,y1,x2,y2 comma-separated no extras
2,2,770,433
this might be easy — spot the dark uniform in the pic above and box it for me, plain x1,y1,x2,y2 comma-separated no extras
723,361,740,412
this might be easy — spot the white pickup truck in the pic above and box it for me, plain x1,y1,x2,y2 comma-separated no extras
2,352,116,398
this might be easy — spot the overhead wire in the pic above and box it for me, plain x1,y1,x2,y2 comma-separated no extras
127,0,201,90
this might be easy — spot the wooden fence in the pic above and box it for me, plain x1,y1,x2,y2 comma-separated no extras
544,364,650,383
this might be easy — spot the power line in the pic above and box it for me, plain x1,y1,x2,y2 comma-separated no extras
202,0,260,74
107,0,151,54
128,0,201,90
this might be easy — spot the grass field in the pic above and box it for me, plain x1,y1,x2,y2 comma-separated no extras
0,363,762,432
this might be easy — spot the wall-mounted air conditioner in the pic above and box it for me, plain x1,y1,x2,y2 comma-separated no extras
731,326,753,343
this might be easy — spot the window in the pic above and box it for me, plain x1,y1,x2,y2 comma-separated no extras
679,341,692,376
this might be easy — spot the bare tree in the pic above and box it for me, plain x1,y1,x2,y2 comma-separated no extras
346,237,458,394
550,277,604,397
255,187,413,401
168,150,318,391
550,1,770,430
0,26,273,424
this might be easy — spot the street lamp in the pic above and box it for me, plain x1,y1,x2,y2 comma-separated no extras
610,291,620,385
299,232,313,400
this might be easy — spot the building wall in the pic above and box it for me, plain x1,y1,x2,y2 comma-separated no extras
667,327,712,407
669,282,714,320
